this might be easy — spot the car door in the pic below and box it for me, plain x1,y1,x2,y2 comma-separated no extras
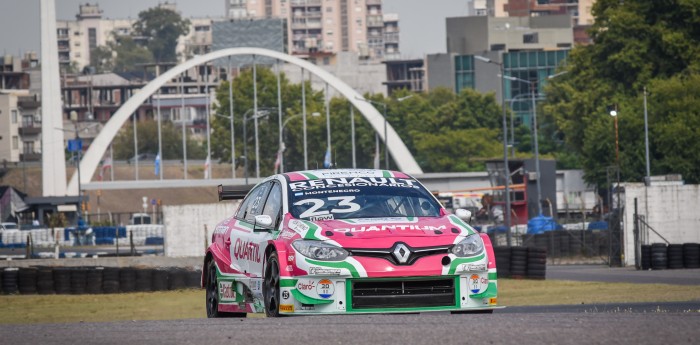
231,181,275,278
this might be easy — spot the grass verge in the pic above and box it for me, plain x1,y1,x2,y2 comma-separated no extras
1,279,699,324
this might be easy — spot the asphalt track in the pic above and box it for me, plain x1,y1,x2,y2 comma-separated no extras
1,310,698,345
2,266,699,344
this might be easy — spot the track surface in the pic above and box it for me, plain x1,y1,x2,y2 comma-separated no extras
2,309,698,345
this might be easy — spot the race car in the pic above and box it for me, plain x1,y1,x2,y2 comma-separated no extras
203,169,499,317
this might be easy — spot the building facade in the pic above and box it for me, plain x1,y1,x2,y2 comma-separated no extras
223,0,400,61
0,54,42,164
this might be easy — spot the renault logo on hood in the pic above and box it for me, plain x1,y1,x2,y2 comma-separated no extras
392,243,411,264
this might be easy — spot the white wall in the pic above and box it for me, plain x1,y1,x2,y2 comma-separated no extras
163,202,240,257
622,183,700,266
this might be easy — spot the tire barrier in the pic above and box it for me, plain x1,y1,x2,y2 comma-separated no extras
521,230,610,258
493,246,547,279
650,243,668,270
0,267,202,295
2,268,19,294
493,246,511,278
667,244,684,269
527,247,547,280
37,267,55,294
640,245,652,270
683,243,700,269
18,267,38,294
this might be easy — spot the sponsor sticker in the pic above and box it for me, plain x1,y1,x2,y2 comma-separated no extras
316,279,335,299
218,281,236,302
296,280,315,291
279,304,294,312
308,267,342,276
460,263,487,272
309,214,335,221
469,274,481,294
489,298,497,305
280,229,297,240
233,239,261,263
288,219,310,234
282,290,290,300
299,304,315,311
289,177,417,191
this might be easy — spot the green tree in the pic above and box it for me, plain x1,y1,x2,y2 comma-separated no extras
542,0,700,186
132,7,191,62
110,35,154,73
112,119,205,160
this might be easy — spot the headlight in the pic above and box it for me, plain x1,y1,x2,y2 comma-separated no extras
292,240,349,261
450,234,484,257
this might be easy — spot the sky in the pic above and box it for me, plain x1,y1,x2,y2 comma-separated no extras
0,0,471,59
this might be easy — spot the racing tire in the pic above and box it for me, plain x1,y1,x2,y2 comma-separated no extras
206,260,246,318
264,251,283,317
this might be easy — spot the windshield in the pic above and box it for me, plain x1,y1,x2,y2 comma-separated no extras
288,177,441,221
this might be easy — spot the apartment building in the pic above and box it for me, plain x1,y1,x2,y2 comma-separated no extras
224,0,400,61
0,54,42,163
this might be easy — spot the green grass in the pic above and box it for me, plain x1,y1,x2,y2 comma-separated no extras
2,279,699,324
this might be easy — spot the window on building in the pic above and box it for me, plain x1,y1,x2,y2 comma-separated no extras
557,43,572,48
11,110,18,124
88,28,97,50
22,115,34,127
523,33,539,44
195,26,211,32
23,141,34,154
490,43,506,51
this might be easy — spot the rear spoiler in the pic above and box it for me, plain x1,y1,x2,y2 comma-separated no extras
218,184,256,201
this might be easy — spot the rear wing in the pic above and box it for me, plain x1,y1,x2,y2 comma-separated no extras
218,184,255,201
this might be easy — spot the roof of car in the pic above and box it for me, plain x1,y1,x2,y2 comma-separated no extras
283,169,411,181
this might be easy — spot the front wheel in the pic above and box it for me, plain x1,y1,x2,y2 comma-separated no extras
206,259,246,318
263,251,282,317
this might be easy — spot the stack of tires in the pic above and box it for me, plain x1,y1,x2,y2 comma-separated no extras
510,246,528,278
102,267,120,293
651,243,668,270
53,268,71,294
186,270,202,288
667,244,684,269
135,268,153,292
527,248,547,280
168,268,187,290
152,269,169,291
86,268,104,294
70,268,87,294
36,267,55,294
18,268,38,294
2,268,19,294
493,246,511,278
119,268,136,292
640,245,652,270
683,243,700,268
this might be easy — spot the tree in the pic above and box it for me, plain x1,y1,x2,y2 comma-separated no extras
110,35,154,73
542,0,700,186
112,119,205,160
132,7,190,62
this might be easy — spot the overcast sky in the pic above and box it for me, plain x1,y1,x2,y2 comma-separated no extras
0,0,471,59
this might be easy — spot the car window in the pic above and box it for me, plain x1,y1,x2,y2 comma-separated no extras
261,182,283,228
236,182,272,223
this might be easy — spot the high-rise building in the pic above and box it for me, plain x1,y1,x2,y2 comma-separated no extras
223,0,400,60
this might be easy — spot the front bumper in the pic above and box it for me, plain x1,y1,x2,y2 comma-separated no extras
278,271,499,314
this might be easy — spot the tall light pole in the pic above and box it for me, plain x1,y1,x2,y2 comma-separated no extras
228,57,236,179
324,83,332,168
301,68,309,170
643,86,650,184
503,75,542,216
242,108,273,183
475,54,512,246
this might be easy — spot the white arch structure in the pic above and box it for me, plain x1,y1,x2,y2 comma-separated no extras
68,47,423,194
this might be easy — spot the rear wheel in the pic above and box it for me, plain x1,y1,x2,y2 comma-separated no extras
264,252,282,317
206,260,246,318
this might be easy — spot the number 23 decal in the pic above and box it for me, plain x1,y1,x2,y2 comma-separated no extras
294,196,360,219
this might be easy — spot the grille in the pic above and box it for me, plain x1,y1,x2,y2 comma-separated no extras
347,245,450,265
351,278,455,309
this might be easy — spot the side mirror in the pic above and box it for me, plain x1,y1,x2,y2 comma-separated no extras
455,209,472,223
254,215,273,229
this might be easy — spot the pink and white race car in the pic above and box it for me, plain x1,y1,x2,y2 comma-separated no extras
203,169,499,317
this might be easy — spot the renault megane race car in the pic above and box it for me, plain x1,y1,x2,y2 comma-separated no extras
203,169,499,317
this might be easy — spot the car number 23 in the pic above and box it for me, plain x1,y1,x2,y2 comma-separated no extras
294,196,360,218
